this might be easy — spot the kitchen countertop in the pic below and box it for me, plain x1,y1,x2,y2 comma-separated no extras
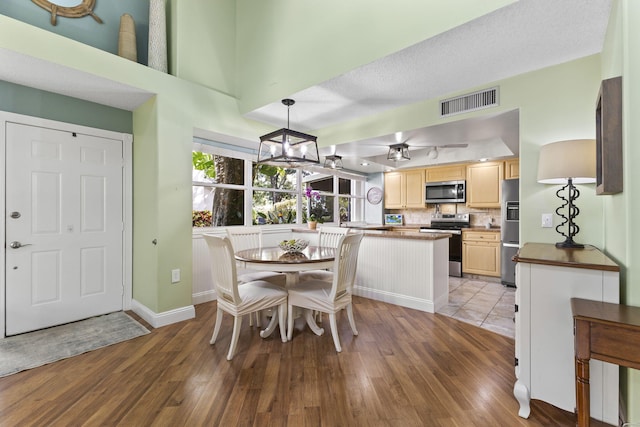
292,227,451,240
463,227,501,232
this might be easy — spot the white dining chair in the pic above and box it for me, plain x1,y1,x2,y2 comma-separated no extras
226,226,287,326
203,235,288,360
319,226,350,248
287,233,364,352
226,227,286,287
298,226,350,282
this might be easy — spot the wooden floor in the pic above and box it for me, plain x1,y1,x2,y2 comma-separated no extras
0,297,581,426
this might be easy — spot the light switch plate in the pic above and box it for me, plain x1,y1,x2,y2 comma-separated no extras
542,213,553,228
171,269,181,283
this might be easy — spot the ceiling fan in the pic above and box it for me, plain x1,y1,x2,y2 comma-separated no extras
425,144,469,159
370,132,469,162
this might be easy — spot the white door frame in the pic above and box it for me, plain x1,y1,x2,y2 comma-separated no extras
0,111,133,338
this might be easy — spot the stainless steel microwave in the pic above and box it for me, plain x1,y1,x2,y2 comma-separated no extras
425,180,466,204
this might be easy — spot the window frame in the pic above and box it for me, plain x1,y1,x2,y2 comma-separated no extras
192,140,366,228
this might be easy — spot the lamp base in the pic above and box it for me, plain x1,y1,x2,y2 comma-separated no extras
555,239,585,249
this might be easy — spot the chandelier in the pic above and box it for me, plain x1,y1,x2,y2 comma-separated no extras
387,143,410,161
257,99,320,166
324,154,343,169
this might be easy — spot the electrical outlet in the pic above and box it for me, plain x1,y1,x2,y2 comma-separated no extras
171,269,181,283
541,213,553,228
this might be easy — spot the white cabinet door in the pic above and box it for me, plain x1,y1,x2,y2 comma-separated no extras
514,261,619,425
5,123,124,335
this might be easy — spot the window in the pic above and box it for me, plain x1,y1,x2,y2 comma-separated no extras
252,164,298,224
193,139,365,228
193,151,246,227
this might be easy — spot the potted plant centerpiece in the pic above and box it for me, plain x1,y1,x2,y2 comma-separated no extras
305,186,324,230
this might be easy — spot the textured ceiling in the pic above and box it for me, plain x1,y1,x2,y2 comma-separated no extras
245,0,612,172
0,0,612,173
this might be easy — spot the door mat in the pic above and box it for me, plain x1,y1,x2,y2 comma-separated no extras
0,311,150,377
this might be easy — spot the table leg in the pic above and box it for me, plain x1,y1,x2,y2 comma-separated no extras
285,272,298,287
575,357,590,427
258,310,278,338
260,272,299,339
305,309,325,336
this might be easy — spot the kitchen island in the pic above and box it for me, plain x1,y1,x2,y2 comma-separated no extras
293,227,450,313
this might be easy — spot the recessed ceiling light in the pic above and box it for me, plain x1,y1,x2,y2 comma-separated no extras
360,162,369,166
479,158,489,162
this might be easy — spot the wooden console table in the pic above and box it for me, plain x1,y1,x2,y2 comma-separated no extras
572,297,640,427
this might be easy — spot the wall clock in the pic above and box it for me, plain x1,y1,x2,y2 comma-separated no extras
32,0,103,26
366,187,383,205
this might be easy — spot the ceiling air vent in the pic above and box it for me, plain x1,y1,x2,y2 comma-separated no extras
440,87,499,117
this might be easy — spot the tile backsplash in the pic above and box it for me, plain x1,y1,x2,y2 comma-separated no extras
390,205,501,228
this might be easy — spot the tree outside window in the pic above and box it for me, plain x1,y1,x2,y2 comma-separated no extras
192,151,244,227
252,164,297,224
193,145,364,227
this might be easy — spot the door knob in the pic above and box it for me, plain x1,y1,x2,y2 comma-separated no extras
9,241,32,249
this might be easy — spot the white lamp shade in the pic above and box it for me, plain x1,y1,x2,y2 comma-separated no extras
537,139,596,184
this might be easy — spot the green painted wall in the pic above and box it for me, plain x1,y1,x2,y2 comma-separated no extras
600,0,640,422
235,0,514,113
314,56,604,247
0,80,132,132
171,0,236,96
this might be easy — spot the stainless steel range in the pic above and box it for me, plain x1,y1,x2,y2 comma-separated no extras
419,213,470,277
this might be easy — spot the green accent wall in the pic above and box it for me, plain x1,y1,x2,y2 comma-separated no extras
600,0,639,422
0,80,132,132
170,0,236,95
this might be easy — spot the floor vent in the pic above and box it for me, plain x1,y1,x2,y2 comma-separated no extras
440,87,499,117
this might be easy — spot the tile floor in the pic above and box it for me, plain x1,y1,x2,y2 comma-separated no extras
438,276,516,339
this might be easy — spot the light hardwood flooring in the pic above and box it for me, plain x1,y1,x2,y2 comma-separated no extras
0,296,588,426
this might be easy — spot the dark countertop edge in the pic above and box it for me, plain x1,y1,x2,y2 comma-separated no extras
463,227,501,232
291,228,451,241
514,242,620,272
359,230,451,240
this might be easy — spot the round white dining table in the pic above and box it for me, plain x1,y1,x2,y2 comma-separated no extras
234,245,336,339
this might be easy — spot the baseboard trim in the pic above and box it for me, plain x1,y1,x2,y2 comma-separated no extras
353,286,435,313
131,299,195,328
192,290,217,305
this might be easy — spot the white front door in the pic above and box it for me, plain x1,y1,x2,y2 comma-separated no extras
5,123,124,336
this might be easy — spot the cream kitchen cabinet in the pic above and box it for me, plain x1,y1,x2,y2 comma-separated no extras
384,169,425,209
462,230,500,277
425,164,466,182
513,243,619,425
504,158,519,179
466,161,504,208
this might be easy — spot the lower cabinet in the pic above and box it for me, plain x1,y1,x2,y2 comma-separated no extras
462,230,500,277
513,243,619,425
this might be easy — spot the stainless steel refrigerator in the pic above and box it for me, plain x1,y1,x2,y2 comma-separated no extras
501,179,519,287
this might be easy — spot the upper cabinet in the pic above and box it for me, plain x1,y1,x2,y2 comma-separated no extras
384,169,425,209
466,161,504,208
425,164,467,182
504,158,519,180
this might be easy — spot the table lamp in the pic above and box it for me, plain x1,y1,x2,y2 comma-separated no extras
537,139,596,248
